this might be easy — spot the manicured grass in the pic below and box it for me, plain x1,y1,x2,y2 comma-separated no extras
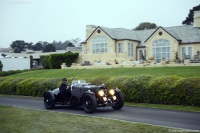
7,66,200,79
0,105,176,133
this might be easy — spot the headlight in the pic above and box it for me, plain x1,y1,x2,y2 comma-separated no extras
109,89,115,95
113,96,117,100
103,97,107,101
98,90,104,96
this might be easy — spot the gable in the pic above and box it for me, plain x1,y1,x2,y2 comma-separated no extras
86,26,114,42
145,27,180,44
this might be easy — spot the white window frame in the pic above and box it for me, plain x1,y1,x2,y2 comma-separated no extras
181,46,193,60
92,36,107,54
128,43,134,57
118,43,123,53
152,39,170,63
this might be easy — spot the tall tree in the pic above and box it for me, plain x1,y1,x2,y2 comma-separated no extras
33,41,43,51
43,44,56,53
182,4,200,25
133,22,157,30
70,38,81,47
10,40,26,53
25,42,33,50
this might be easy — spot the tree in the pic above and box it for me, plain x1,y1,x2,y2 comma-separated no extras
33,41,43,51
0,60,3,71
133,22,158,30
182,4,200,25
43,44,56,53
10,40,26,53
25,42,33,50
70,38,81,47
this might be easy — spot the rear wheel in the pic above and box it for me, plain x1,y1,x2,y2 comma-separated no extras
44,93,55,109
112,92,124,110
82,94,97,113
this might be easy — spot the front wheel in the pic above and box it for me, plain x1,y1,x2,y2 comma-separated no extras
112,92,124,110
82,94,97,113
44,93,55,109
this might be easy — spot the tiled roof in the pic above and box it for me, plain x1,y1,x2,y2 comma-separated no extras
99,25,200,46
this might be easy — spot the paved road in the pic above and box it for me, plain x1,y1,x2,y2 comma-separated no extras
0,96,199,130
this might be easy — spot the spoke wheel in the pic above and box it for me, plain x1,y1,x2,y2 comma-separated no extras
44,93,55,109
112,92,124,110
82,94,97,113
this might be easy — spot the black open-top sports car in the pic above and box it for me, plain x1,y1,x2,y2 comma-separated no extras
43,80,124,113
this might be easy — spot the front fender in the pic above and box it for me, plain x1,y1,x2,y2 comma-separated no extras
115,88,122,93
44,91,55,101
81,90,95,101
84,90,95,95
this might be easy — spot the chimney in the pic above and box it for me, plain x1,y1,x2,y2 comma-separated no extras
194,10,200,27
86,25,97,39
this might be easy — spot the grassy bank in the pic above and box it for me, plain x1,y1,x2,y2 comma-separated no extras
6,66,200,79
0,105,176,133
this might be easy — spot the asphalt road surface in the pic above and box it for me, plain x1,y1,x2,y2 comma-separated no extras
0,96,199,130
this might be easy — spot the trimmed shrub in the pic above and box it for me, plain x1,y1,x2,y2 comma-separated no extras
0,78,11,94
122,76,153,103
87,77,110,85
40,55,50,69
6,78,24,95
16,78,35,96
175,77,200,106
49,52,79,69
148,76,182,104
1,76,200,107
36,78,60,96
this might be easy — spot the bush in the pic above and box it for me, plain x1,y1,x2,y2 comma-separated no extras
16,78,35,96
1,76,200,107
40,55,50,69
106,76,153,103
175,77,200,106
0,69,30,77
148,76,182,104
48,52,79,69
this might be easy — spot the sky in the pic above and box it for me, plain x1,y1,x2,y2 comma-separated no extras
0,0,200,48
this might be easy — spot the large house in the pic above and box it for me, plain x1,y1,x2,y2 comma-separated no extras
81,11,200,65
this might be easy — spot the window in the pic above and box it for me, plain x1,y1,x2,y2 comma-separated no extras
181,46,193,60
138,49,146,60
128,43,134,57
152,39,170,63
118,43,123,53
92,36,107,54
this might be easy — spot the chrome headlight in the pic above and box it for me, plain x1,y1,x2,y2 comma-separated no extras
113,96,117,100
103,97,107,101
109,89,115,95
98,90,104,96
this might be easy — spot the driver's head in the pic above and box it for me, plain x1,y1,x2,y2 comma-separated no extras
62,78,67,83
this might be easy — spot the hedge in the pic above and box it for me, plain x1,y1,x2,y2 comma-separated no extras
48,51,79,69
0,76,200,106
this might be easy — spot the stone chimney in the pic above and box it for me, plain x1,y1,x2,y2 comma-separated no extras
86,25,97,39
194,10,200,27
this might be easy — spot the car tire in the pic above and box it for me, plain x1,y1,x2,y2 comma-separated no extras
44,93,55,109
112,92,124,110
82,94,97,113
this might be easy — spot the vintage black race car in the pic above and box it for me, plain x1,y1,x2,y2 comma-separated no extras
43,80,124,113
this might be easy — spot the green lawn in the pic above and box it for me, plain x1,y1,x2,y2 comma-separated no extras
7,66,200,79
0,105,177,133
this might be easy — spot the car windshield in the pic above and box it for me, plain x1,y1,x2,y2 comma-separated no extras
78,80,87,85
72,80,87,85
